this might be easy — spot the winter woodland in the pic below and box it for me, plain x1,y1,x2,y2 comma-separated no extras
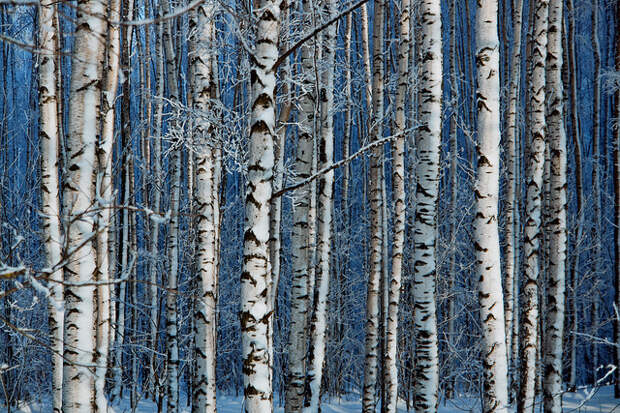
0,0,618,412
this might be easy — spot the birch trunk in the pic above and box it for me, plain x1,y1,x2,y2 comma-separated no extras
412,0,442,409
362,0,385,409
284,0,316,409
304,0,336,409
474,0,509,410
190,2,218,411
542,0,567,409
614,0,620,398
384,0,409,410
504,0,524,388
38,2,63,411
61,0,107,410
519,0,548,410
95,0,121,409
240,0,281,410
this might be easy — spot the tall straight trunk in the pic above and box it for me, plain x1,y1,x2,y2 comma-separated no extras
95,0,121,410
61,0,107,411
565,0,582,388
412,0,442,409
148,21,165,400
384,0,409,411
285,0,316,410
590,0,601,379
504,0,524,388
445,0,458,400
190,2,218,411
160,0,182,408
240,0,281,410
519,0,548,411
614,0,620,396
305,0,336,409
474,0,509,410
38,2,63,411
362,0,385,409
542,0,567,410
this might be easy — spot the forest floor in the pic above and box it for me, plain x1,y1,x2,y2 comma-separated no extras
1,386,619,412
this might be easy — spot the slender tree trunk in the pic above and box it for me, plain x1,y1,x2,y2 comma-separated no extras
614,0,620,398
384,0,409,411
285,0,316,410
362,0,385,409
542,0,567,410
504,0,524,392
61,0,107,411
590,0,602,381
38,3,64,411
190,2,218,411
240,0,282,410
474,0,509,410
412,0,442,409
518,0,548,411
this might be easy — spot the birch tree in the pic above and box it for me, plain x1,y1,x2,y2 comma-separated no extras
304,0,335,408
384,0,409,410
61,0,107,411
542,0,567,410
362,0,385,409
614,0,620,395
190,1,219,412
474,0,509,410
38,2,63,411
240,0,282,410
412,0,442,409
519,0,549,410
284,0,316,409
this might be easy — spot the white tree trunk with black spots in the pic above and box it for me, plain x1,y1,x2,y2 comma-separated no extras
519,0,548,411
285,0,315,410
412,0,442,410
61,0,107,411
362,0,384,409
190,2,218,412
542,0,567,410
474,0,509,410
38,3,63,411
384,0,409,411
240,0,281,410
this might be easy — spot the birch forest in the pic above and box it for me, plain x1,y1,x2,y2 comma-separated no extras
0,0,618,411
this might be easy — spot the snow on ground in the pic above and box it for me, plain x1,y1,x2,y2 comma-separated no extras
2,387,619,413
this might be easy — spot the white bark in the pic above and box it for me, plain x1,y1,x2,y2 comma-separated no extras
284,0,315,409
542,0,566,410
61,0,107,411
190,2,218,411
384,0,409,410
474,0,509,410
519,0,548,411
38,2,63,411
412,0,442,409
240,0,281,410
362,0,384,409
304,0,335,409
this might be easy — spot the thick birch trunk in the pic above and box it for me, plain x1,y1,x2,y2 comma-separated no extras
61,0,107,411
412,0,442,409
542,0,567,410
362,0,385,409
474,0,509,410
240,0,281,410
519,0,548,411
190,3,218,411
384,0,409,411
38,3,64,411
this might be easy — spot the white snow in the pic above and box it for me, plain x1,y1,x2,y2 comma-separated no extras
2,387,620,413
